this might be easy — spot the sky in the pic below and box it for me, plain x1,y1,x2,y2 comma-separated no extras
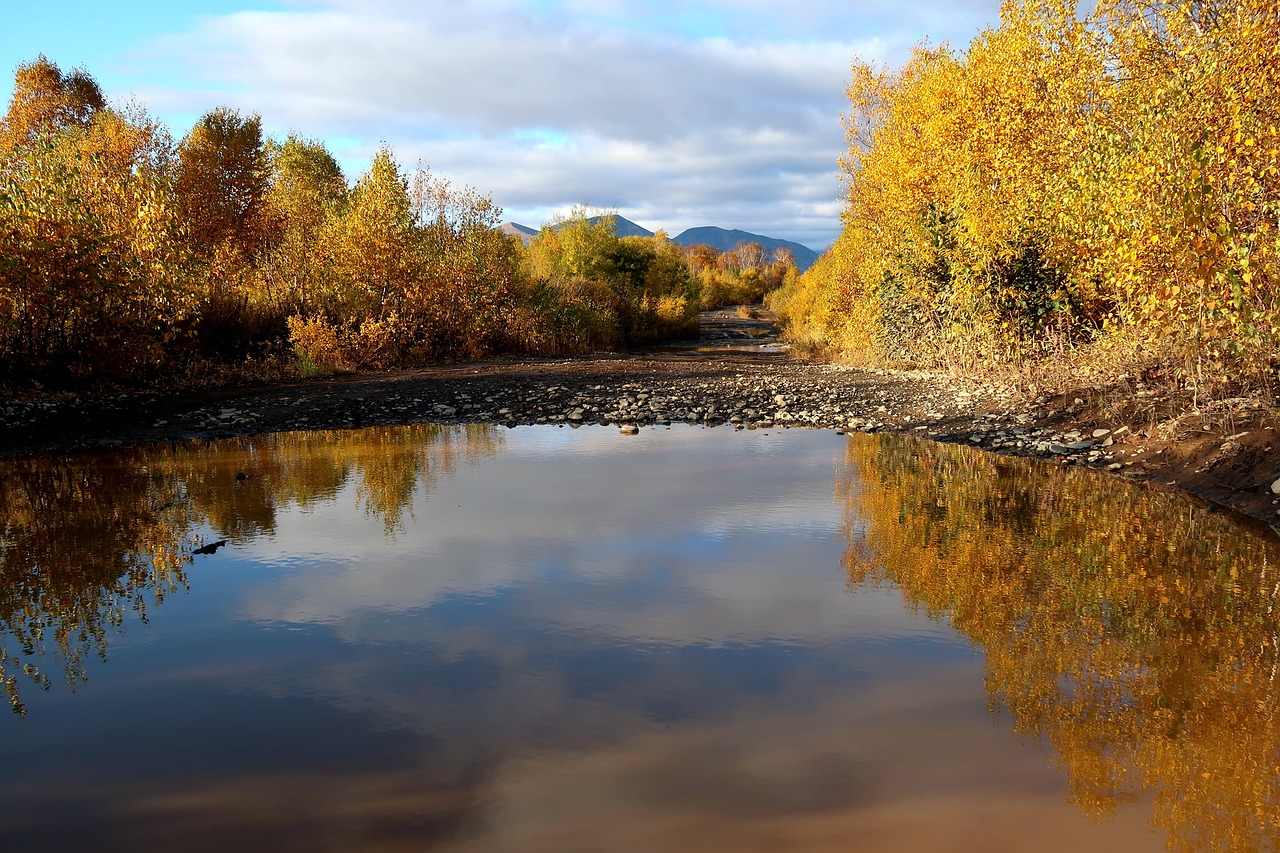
5,1,1005,250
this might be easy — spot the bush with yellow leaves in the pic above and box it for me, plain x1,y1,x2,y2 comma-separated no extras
775,0,1280,392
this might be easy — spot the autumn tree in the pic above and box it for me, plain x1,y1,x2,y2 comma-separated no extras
2,55,732,384
259,134,347,315
0,56,104,153
681,243,721,273
772,0,1280,390
525,208,624,283
733,241,768,274
520,209,699,346
409,168,522,357
173,107,267,256
324,146,415,317
0,57,184,384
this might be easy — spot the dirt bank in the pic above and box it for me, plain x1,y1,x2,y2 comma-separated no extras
3,306,1279,531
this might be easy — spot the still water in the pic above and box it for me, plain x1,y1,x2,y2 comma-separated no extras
1,424,1278,852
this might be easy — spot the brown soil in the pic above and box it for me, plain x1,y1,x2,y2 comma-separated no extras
3,306,1279,532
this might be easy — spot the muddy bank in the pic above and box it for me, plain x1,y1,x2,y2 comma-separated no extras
3,307,1279,531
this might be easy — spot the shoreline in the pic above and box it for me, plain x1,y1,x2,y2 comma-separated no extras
4,348,1279,536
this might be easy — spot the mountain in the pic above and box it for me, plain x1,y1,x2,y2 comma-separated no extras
499,216,653,245
497,218,820,272
671,226,820,272
499,222,538,246
586,215,654,238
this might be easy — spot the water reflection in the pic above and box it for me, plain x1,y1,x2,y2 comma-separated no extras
841,433,1280,852
1,424,1274,850
0,424,497,714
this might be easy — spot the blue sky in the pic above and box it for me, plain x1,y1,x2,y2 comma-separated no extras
6,1,1005,249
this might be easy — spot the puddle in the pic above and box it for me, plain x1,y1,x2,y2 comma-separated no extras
3,426,1274,850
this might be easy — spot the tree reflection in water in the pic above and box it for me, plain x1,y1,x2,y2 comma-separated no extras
839,433,1280,852
0,424,499,715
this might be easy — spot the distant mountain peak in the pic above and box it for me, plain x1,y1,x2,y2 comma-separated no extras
497,218,819,271
670,226,819,272
584,215,653,239
499,222,538,246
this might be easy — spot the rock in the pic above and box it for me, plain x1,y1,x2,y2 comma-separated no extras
619,424,639,435
1065,440,1096,451
1271,478,1280,495
1091,428,1111,438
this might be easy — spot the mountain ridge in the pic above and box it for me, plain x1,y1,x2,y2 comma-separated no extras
499,217,820,272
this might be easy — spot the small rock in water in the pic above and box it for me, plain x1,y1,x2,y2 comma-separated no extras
619,424,639,435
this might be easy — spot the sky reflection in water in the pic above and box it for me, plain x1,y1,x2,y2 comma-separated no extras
5,424,1271,851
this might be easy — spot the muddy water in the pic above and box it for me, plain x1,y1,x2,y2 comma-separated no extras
1,425,1277,851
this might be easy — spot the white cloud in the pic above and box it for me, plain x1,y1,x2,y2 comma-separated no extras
126,0,1004,248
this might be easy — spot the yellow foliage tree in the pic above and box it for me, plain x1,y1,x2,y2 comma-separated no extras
776,0,1280,390
259,134,347,317
0,55,104,154
0,59,186,382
